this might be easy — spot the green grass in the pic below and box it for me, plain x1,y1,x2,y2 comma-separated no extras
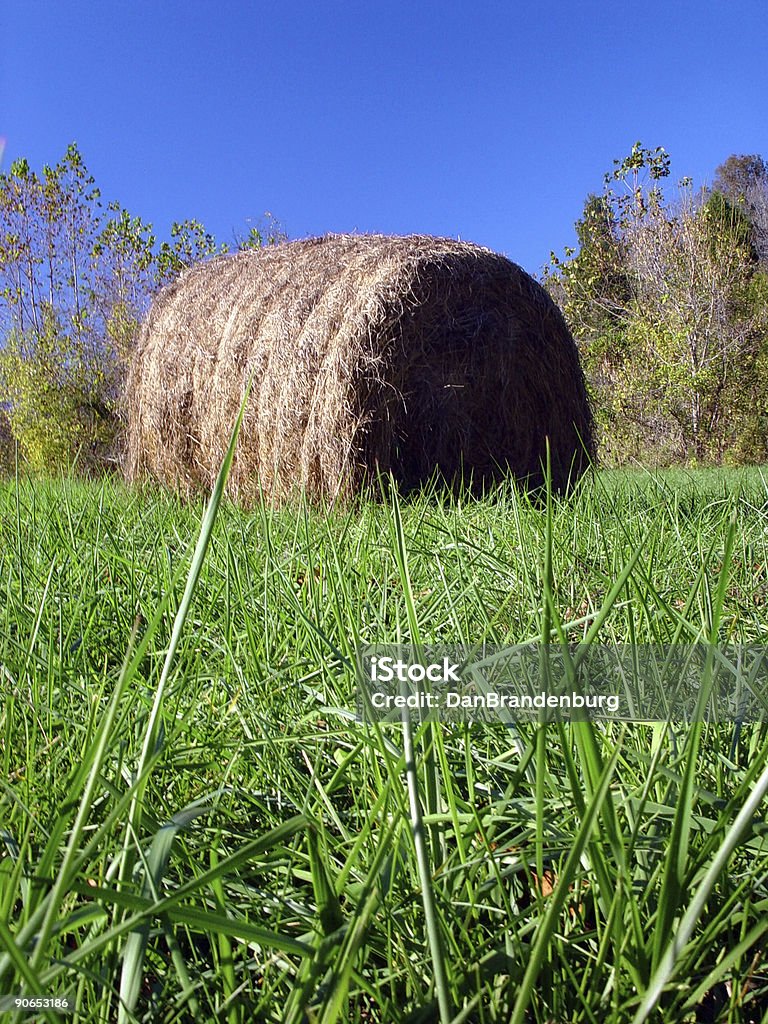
2,465,768,1022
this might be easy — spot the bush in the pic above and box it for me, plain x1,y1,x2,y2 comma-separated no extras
0,313,117,473
0,408,16,475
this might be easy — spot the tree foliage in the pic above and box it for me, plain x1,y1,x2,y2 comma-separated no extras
0,145,141,469
713,153,768,266
546,143,768,465
0,144,285,473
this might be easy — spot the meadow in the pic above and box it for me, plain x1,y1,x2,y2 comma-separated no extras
2,463,768,1023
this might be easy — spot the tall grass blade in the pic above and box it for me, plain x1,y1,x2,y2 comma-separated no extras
116,386,251,1022
635,753,768,1022
509,740,622,1024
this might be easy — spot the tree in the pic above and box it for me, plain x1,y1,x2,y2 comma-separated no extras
713,153,768,266
545,194,629,335
0,145,156,468
0,311,114,471
622,182,767,461
0,406,14,475
155,219,224,286
713,154,768,202
0,143,286,472
547,143,768,465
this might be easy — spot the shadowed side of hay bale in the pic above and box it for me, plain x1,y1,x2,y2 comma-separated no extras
124,234,594,504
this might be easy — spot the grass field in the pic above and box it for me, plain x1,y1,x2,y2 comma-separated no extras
2,464,768,1022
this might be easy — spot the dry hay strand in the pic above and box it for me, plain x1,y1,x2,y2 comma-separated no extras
124,233,594,505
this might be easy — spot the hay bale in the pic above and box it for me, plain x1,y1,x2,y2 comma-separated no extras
124,234,594,503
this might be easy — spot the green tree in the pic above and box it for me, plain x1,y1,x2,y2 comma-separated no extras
713,153,768,266
0,145,157,468
547,143,768,465
0,407,14,475
545,194,628,334
0,143,283,472
155,213,286,284
156,219,225,286
0,310,116,471
545,195,631,385
622,182,767,461
713,154,768,202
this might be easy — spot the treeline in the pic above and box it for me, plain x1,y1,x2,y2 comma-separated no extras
2,143,768,475
544,144,768,465
0,144,283,473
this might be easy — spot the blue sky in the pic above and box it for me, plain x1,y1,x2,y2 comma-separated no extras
2,1,767,276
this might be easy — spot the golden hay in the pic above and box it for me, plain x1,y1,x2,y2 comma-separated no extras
124,234,594,503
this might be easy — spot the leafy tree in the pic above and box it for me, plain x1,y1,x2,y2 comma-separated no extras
713,153,768,266
0,143,285,472
91,202,157,364
156,219,225,286
232,212,287,252
547,143,768,465
622,182,767,461
0,407,14,475
713,154,768,202
545,195,628,333
0,311,115,471
0,145,156,468
544,194,631,392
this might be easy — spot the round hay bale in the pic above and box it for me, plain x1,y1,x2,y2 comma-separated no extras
124,234,594,504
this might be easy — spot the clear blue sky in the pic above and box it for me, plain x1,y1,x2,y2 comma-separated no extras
2,1,766,277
